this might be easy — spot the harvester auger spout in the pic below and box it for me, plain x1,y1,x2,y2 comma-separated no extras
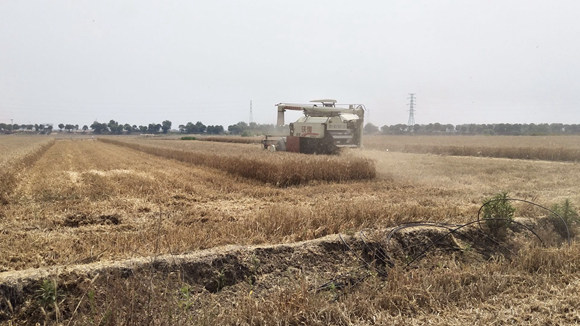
263,99,365,154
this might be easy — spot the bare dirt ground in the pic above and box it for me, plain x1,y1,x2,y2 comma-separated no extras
1,136,579,325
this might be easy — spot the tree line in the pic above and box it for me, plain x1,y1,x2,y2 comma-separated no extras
364,123,580,136
87,120,283,135
2,120,285,135
0,123,54,134
4,121,580,136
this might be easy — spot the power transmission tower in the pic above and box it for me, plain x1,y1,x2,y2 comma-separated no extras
249,100,253,124
407,93,416,128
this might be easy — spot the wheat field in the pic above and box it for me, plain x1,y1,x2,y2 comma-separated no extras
0,134,579,325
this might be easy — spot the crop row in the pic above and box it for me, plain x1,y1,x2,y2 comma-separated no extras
99,138,376,186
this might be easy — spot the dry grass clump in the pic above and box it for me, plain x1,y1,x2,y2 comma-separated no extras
365,135,580,162
0,136,55,204
99,138,376,186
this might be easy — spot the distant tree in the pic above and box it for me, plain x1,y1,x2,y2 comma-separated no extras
147,123,161,134
207,125,224,134
182,121,206,134
194,121,206,133
364,123,379,134
183,122,194,133
108,120,119,132
381,124,407,135
139,125,148,133
123,124,132,134
82,125,88,133
530,123,550,135
162,120,172,134
228,121,248,135
58,123,65,131
494,123,510,135
90,121,108,134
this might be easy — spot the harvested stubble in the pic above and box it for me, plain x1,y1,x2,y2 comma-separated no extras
98,138,376,186
0,136,54,166
0,137,55,204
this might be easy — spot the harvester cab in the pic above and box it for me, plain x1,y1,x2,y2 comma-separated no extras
264,99,365,154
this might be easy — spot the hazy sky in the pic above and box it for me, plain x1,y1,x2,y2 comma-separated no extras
1,1,579,128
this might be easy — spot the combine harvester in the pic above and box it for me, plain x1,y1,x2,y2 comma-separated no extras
264,99,366,154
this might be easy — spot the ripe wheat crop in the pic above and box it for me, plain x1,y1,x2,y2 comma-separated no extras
99,138,376,186
365,135,580,162
196,135,263,144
